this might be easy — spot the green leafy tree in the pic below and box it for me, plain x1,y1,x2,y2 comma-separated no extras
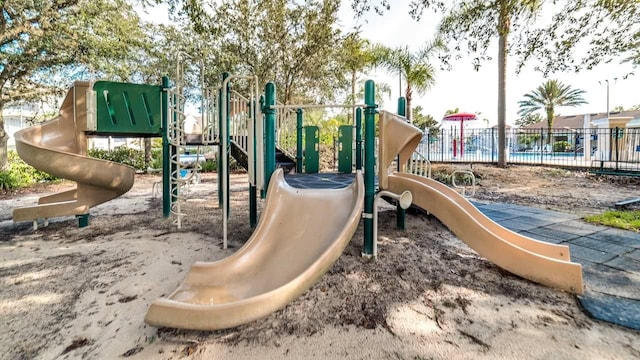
412,106,440,135
517,80,586,144
373,38,444,122
444,108,460,116
515,112,543,127
164,0,344,104
0,0,150,169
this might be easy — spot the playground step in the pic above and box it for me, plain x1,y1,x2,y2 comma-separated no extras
276,148,295,173
229,140,249,170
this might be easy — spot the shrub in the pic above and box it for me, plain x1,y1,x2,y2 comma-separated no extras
552,141,570,152
88,146,146,171
0,151,58,191
201,159,216,172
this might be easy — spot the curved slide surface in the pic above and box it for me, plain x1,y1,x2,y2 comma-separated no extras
145,168,364,330
386,172,583,294
13,82,135,222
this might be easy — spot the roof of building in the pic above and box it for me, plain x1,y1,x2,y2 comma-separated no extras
521,110,640,129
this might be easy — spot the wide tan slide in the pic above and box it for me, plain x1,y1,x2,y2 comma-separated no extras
378,111,583,294
145,168,364,330
12,81,135,223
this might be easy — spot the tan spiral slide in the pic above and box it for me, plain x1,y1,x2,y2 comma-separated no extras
378,111,583,294
12,81,135,224
145,168,364,330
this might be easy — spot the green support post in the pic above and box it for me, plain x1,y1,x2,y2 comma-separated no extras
396,97,407,230
338,125,353,173
250,99,257,228
217,85,223,207
296,109,303,173
77,214,89,228
363,80,376,256
355,108,362,170
263,82,276,193
259,95,266,199
304,126,320,173
161,76,171,218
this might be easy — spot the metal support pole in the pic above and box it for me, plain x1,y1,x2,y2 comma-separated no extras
161,76,171,217
296,109,303,173
263,82,276,193
355,108,362,170
362,80,376,257
396,97,406,230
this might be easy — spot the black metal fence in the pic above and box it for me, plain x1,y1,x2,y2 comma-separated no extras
416,127,640,174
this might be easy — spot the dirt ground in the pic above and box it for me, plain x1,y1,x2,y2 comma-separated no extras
1,165,639,360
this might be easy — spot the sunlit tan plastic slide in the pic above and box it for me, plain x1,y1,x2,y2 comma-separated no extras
145,168,364,330
376,110,583,294
12,82,135,223
386,173,583,294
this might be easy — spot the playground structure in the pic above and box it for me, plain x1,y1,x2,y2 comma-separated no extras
11,73,584,331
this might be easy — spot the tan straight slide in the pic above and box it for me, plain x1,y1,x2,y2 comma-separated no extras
12,81,135,223
386,173,583,294
378,111,583,295
145,168,364,330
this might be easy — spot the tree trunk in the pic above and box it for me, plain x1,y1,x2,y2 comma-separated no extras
350,70,356,124
405,84,412,122
144,137,152,171
497,8,509,168
0,110,7,170
546,108,554,145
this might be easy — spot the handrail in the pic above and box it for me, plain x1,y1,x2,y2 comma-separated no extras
451,169,476,197
405,151,432,178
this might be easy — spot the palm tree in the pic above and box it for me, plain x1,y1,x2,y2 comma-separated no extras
518,79,587,143
340,32,379,122
374,38,444,122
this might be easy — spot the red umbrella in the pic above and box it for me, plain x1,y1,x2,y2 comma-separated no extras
442,112,478,157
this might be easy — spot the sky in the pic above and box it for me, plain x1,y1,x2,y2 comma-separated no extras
138,1,638,127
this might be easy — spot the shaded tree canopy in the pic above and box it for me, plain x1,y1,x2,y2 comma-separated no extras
153,0,345,104
0,0,151,169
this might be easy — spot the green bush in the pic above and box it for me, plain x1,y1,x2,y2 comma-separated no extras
0,151,58,191
150,148,162,169
88,146,146,171
201,159,216,172
552,141,570,152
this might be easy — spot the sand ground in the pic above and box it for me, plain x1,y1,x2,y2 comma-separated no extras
1,165,639,360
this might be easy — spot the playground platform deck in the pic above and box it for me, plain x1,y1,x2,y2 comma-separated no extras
284,173,357,189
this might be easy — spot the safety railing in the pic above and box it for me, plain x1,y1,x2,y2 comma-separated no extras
416,127,640,173
275,103,298,160
201,86,219,144
406,151,432,178
229,90,252,155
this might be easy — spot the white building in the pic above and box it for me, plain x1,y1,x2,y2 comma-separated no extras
3,103,41,150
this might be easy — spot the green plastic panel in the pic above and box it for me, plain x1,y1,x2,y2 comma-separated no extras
338,125,353,174
93,81,162,136
304,126,320,174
